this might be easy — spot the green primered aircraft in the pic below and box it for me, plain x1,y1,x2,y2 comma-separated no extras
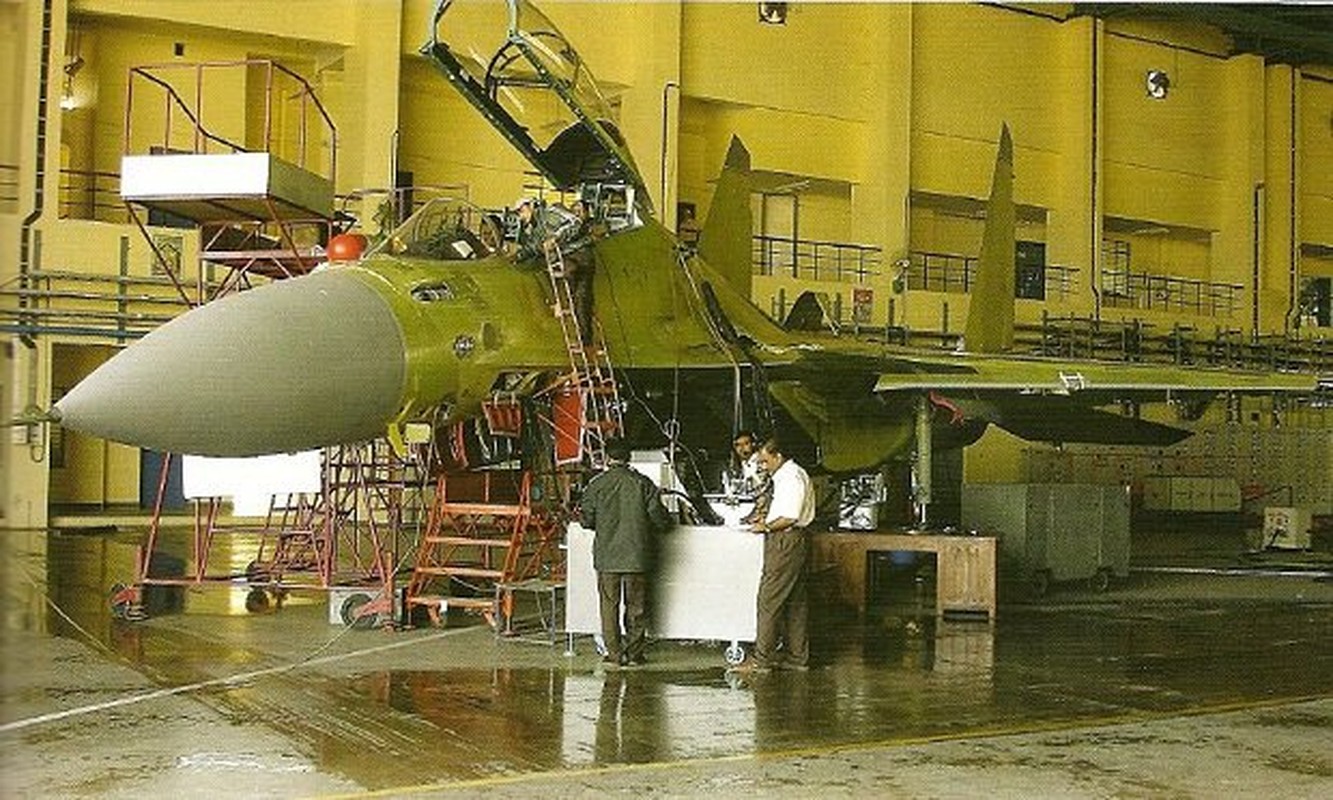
52,0,1317,507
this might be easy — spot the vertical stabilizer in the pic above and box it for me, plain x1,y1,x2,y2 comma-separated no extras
697,136,754,297
964,124,1016,353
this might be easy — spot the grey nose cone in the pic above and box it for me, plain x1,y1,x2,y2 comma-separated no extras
55,269,407,456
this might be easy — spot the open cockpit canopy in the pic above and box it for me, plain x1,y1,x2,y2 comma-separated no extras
423,0,650,212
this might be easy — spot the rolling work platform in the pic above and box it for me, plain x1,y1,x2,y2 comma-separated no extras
115,441,433,627
118,59,338,304
109,59,435,626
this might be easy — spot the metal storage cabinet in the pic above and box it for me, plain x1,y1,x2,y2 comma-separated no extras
960,484,1130,593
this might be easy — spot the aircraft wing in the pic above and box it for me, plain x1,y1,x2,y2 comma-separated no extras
760,348,1319,469
872,356,1318,395
870,353,1317,448
422,0,649,204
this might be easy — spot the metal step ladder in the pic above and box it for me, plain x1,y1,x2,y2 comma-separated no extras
403,470,563,628
544,240,623,469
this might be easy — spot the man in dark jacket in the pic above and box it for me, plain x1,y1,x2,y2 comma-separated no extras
580,440,674,667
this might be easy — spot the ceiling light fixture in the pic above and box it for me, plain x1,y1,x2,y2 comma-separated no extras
1146,69,1170,99
758,2,787,25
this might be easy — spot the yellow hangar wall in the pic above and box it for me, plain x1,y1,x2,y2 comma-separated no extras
398,0,681,214
1,0,379,525
1,1,1330,528
670,3,1333,342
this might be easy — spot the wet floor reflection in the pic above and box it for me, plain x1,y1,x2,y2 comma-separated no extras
269,604,1329,788
6,526,1333,792
11,526,322,640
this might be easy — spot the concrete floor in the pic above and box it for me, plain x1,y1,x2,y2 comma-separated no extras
2,520,1332,798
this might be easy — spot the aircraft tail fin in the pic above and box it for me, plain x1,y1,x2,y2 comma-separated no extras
963,123,1016,354
696,136,753,298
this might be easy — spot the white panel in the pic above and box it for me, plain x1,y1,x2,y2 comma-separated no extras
120,153,271,199
566,517,764,644
181,451,322,502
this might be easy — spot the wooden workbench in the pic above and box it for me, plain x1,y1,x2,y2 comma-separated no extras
810,531,997,621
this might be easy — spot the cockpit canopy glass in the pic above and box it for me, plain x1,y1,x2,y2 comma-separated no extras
425,0,649,206
370,197,501,261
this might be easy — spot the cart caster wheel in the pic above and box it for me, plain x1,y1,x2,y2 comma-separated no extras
245,588,274,614
1089,568,1112,593
245,560,270,585
1030,570,1051,598
109,582,140,620
724,643,746,666
340,592,377,630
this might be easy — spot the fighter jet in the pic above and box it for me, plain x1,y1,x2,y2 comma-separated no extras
51,0,1316,499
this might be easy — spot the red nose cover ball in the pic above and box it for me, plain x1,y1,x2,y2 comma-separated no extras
327,233,368,261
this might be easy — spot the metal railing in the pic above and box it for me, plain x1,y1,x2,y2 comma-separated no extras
59,168,128,222
908,250,973,293
1021,313,1331,373
752,234,882,284
753,238,1084,300
908,250,1079,301
0,163,17,212
125,59,337,185
0,269,213,340
1100,269,1242,317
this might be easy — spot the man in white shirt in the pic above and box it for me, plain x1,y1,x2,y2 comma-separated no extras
729,430,771,523
738,437,815,672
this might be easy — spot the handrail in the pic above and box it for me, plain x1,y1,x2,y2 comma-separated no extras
1021,313,1330,372
752,234,882,284
27,269,223,292
1100,268,1243,317
124,59,337,185
125,67,247,154
908,251,1080,301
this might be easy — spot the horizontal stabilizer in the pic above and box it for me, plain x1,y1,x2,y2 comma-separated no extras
980,396,1193,446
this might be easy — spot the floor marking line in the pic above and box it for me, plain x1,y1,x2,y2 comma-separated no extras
0,628,468,734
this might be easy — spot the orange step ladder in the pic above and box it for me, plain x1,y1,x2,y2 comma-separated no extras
404,470,563,629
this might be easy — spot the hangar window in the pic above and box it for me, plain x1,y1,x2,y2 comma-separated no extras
1015,241,1046,300
1299,277,1330,328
